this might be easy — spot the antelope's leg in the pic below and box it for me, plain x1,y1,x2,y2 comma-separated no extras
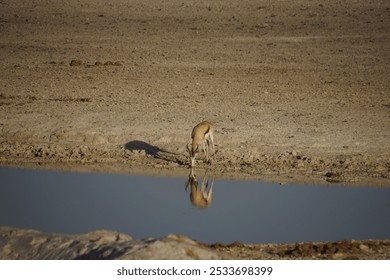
201,175,208,192
211,134,215,156
203,141,209,161
205,135,215,164
206,179,213,202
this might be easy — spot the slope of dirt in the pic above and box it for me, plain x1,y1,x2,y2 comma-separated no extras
0,0,389,185
0,0,389,259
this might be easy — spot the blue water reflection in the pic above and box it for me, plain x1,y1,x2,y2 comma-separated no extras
0,167,389,244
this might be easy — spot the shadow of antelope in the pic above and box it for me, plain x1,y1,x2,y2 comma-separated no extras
124,140,185,165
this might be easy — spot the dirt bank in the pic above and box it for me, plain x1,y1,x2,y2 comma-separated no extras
0,0,389,259
0,0,389,186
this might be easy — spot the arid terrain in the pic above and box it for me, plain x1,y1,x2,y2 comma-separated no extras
0,0,389,259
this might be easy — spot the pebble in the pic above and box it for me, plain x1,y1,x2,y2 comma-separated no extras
69,60,83,66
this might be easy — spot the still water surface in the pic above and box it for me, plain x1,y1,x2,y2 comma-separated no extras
0,167,389,244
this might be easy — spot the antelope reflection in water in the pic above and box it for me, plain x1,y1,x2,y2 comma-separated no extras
185,168,215,209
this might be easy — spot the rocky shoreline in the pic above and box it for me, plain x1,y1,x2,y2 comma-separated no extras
1,226,389,260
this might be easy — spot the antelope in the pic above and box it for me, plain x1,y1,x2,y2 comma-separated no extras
185,168,214,208
186,121,215,167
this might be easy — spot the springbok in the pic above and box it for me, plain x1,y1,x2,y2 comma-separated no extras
185,168,214,208
186,121,215,167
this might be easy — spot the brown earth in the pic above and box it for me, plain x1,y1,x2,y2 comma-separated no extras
0,0,389,259
1,0,389,185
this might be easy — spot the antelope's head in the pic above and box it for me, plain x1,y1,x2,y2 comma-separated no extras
186,143,199,167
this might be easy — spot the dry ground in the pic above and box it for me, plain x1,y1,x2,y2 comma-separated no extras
0,0,389,185
0,0,389,259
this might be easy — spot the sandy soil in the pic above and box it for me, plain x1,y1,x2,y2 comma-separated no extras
0,0,389,186
0,0,389,260
1,0,389,186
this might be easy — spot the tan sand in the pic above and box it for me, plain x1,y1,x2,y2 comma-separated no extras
1,0,389,186
0,0,389,259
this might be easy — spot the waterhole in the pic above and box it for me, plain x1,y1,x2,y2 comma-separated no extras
0,167,389,244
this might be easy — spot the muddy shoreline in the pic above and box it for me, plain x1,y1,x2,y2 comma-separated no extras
0,145,389,187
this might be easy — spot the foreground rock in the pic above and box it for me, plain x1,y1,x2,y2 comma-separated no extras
1,227,389,260
0,227,222,260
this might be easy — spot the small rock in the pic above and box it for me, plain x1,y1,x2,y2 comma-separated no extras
91,135,107,145
359,244,370,252
291,150,298,157
70,60,83,66
79,146,90,156
333,252,345,260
